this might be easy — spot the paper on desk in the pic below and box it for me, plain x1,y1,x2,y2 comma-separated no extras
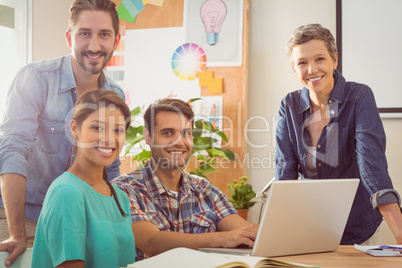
354,244,402,257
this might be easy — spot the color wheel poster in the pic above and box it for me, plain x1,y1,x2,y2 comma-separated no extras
124,27,201,110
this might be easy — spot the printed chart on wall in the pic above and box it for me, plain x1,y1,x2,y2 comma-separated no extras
191,96,223,148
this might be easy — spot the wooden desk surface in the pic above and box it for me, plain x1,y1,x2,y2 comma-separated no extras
273,245,401,268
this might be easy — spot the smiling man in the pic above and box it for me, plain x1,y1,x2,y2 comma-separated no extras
112,98,258,261
0,0,124,266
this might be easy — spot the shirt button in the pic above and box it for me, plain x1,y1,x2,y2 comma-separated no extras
318,163,322,167
330,110,335,115
50,127,55,132
317,144,321,149
328,100,333,104
326,126,330,131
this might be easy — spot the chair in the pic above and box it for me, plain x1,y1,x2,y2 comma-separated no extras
0,248,32,268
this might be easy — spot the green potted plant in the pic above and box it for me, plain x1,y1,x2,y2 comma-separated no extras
124,98,236,179
228,176,257,220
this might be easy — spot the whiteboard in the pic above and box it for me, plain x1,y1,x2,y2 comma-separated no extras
341,0,402,117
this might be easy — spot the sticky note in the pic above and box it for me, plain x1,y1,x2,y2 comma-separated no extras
117,3,136,23
122,0,144,18
124,91,131,106
131,0,145,10
197,71,214,87
207,78,223,94
148,0,164,7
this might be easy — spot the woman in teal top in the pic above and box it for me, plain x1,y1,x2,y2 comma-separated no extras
31,89,136,268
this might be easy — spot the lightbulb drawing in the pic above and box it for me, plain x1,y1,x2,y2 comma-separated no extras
200,0,227,46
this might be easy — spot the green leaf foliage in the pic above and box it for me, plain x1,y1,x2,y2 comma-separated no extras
227,176,257,209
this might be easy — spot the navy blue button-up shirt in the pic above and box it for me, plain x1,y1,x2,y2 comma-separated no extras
275,69,397,244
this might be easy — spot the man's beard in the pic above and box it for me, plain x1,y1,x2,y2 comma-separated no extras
76,50,113,75
151,152,191,170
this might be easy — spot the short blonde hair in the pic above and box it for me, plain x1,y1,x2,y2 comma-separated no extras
287,23,337,63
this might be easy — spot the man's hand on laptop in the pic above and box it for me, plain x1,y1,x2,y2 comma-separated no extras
221,224,259,248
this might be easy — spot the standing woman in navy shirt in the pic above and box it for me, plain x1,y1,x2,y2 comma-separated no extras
275,23,402,245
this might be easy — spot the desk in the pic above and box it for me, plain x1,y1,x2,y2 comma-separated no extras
274,246,401,268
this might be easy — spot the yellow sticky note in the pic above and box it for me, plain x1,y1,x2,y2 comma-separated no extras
207,78,223,94
148,0,164,7
198,71,214,87
142,0,148,4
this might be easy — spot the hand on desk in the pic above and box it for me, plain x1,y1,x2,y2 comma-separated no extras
0,236,27,267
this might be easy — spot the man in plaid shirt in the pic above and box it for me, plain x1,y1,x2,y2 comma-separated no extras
112,98,258,260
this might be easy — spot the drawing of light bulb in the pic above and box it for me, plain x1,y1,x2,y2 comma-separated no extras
200,0,227,46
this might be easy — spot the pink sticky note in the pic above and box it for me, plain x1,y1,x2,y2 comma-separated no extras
124,91,131,106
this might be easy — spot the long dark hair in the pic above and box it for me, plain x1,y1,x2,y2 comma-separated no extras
73,89,131,217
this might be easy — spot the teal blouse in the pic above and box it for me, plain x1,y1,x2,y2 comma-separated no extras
31,172,136,267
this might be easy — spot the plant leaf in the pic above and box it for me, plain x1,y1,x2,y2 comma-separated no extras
132,150,151,162
222,149,236,161
199,163,217,173
228,184,236,197
126,126,138,139
188,98,202,103
126,134,144,146
130,106,142,118
207,148,228,159
213,129,228,143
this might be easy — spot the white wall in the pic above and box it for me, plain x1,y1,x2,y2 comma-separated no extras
248,0,402,245
32,0,71,61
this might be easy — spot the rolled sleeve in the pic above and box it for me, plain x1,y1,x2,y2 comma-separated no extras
0,152,30,178
370,189,401,209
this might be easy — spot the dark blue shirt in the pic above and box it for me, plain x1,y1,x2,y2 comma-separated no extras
275,69,396,244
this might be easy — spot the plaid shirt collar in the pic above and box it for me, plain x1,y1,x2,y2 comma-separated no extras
142,161,203,199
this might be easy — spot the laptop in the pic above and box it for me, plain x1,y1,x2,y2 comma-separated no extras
199,178,359,257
